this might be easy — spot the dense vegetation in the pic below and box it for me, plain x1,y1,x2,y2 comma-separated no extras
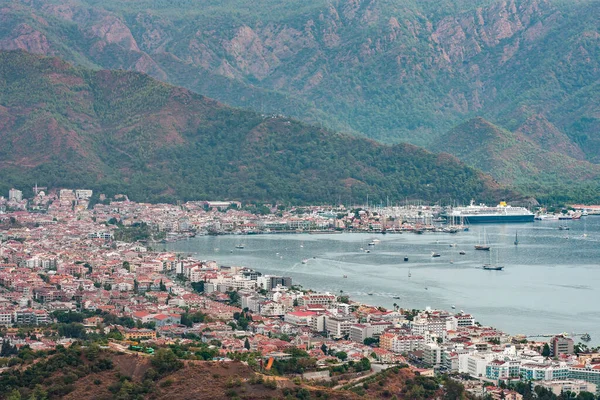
0,50,507,205
0,0,597,162
112,223,165,243
434,118,600,203
0,344,114,399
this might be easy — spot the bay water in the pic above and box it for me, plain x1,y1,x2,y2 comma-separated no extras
166,217,600,345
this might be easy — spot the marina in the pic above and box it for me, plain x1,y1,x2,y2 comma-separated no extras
166,217,600,345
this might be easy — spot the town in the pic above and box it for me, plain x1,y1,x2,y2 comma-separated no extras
0,187,599,399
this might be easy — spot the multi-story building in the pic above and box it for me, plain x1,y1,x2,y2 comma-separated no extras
0,310,12,326
550,335,574,356
8,188,22,202
75,189,93,200
486,359,521,380
14,309,50,325
256,275,292,290
423,343,442,368
123,328,157,340
455,314,476,327
520,363,570,381
442,349,471,373
259,301,286,317
569,363,600,393
536,380,597,396
284,311,316,326
349,324,374,344
297,293,337,306
241,294,262,313
310,314,326,333
391,335,425,354
460,353,492,378
326,314,354,338
411,315,446,340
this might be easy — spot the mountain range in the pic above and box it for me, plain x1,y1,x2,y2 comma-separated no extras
0,50,507,204
0,0,597,152
0,0,598,202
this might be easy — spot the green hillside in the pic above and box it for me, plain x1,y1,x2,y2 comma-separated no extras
0,50,509,204
434,118,600,203
0,0,597,160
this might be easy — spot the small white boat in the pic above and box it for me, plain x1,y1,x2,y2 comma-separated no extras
451,305,456,309
301,259,308,264
431,252,441,257
368,241,376,246
235,244,245,249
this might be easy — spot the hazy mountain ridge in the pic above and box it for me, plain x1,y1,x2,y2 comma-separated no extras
0,50,509,204
0,0,597,158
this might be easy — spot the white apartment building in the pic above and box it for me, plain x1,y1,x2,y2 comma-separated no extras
0,310,12,326
460,352,494,378
75,189,93,199
8,188,22,202
423,343,442,368
391,335,425,354
298,293,337,306
349,324,374,344
326,315,355,338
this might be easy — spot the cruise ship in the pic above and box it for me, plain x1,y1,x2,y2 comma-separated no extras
444,201,534,224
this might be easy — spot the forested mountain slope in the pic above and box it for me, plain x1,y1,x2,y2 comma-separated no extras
0,51,508,204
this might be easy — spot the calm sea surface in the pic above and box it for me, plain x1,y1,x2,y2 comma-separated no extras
165,217,600,345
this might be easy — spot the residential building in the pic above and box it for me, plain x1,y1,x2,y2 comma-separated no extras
349,323,374,344
486,359,521,380
75,190,93,200
569,363,600,393
8,189,22,202
423,343,442,368
391,335,425,354
284,311,316,326
520,363,570,381
297,293,337,306
326,315,354,338
550,335,574,356
14,309,49,325
0,310,12,326
536,380,596,396
123,328,157,340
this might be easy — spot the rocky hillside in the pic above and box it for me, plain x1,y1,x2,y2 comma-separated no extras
0,0,597,159
0,50,507,204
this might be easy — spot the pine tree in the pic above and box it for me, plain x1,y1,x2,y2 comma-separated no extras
542,343,551,357
321,343,327,355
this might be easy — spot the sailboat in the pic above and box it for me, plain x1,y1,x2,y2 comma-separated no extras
475,228,490,251
514,231,519,246
408,269,412,278
483,249,504,270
